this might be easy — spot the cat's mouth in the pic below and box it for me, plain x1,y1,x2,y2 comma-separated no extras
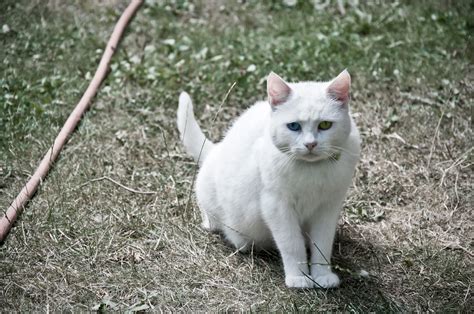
279,146,336,163
296,152,327,162
294,149,342,163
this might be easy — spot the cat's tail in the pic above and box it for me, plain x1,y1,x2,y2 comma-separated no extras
177,92,214,165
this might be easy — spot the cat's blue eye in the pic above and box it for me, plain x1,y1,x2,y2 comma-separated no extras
286,122,301,132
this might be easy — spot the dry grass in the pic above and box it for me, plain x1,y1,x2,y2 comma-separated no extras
1,0,472,311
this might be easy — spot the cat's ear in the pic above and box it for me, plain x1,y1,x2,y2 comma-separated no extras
327,69,351,105
267,72,292,107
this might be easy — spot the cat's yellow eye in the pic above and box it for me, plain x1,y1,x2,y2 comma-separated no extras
318,121,333,130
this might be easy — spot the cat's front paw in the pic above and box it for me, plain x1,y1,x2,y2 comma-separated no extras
312,272,340,289
285,275,314,289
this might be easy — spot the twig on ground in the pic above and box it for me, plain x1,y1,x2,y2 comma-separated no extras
79,176,156,195
401,92,440,107
463,283,471,305
337,0,346,15
439,147,473,187
427,111,444,168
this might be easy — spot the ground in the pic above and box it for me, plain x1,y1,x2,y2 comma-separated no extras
0,0,472,311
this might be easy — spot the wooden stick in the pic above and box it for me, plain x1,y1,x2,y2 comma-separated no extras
0,0,143,242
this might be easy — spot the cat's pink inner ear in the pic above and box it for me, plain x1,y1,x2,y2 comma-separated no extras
327,69,351,104
267,72,292,106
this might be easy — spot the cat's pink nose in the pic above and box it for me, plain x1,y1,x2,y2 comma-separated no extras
305,142,317,151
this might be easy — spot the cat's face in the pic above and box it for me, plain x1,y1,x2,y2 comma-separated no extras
267,71,352,162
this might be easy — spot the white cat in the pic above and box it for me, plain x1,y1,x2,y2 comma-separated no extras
177,70,360,288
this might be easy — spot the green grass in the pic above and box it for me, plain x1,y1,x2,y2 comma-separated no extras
1,0,472,311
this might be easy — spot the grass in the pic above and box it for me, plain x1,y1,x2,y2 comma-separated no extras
0,0,472,311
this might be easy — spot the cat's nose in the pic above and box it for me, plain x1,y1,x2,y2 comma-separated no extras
304,142,317,151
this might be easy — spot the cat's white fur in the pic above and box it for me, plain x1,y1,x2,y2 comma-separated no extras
177,70,360,288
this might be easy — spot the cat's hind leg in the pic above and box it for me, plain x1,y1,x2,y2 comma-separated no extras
223,227,251,252
199,208,219,232
195,177,220,232
195,196,219,232
200,210,212,230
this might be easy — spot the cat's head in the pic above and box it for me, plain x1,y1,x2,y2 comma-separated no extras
267,70,352,162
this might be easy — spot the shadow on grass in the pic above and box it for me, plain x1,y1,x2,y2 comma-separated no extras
332,231,402,311
214,225,402,311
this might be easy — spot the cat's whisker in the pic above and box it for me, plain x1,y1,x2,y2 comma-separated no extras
276,154,296,172
329,147,359,157
320,151,338,165
322,145,359,157
273,148,298,171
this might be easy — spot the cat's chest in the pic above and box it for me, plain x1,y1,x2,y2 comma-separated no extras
286,164,341,197
289,165,348,219
262,159,351,215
